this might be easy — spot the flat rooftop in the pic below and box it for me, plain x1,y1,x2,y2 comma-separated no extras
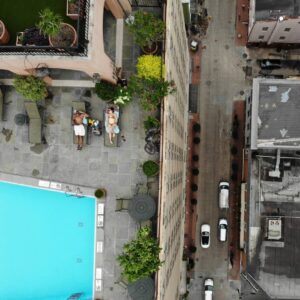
255,0,300,21
251,78,300,149
248,155,300,299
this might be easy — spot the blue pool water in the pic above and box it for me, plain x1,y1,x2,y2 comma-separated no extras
0,181,95,300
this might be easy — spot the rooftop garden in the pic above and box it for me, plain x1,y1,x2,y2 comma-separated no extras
0,0,79,49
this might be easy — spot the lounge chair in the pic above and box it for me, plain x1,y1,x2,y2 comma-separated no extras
104,104,120,147
72,101,90,145
115,198,130,212
24,101,42,144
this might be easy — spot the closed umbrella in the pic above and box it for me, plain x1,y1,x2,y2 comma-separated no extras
128,194,156,221
128,277,154,300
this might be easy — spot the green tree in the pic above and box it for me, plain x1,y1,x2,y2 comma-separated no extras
95,81,119,102
37,8,62,37
136,55,165,79
126,11,165,48
13,76,48,101
117,226,163,283
128,76,175,111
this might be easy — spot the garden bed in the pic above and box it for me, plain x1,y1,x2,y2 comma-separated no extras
1,0,76,45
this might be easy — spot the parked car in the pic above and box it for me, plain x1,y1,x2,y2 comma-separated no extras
201,224,210,248
204,278,214,300
219,182,229,209
259,59,282,70
218,218,228,242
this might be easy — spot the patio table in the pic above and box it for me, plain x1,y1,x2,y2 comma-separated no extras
127,277,154,300
128,194,156,221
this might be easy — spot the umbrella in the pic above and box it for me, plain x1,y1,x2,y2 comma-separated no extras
128,277,155,300
128,194,156,221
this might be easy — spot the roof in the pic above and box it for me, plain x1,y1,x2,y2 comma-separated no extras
251,78,300,149
255,0,300,21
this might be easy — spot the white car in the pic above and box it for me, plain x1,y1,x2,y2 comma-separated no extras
204,278,214,300
219,181,229,209
201,224,210,248
218,218,228,242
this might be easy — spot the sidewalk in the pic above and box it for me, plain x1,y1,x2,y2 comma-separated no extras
235,0,249,46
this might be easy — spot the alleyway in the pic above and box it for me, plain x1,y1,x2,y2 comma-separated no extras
188,0,250,298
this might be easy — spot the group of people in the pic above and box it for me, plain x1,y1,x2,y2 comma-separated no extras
73,106,120,150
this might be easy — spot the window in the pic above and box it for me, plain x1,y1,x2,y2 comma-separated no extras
262,27,269,31
258,35,264,40
279,36,286,40
284,28,291,32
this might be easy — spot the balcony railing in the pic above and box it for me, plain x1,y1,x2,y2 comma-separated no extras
0,0,90,56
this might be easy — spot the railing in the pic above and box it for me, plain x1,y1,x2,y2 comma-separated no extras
0,0,90,56
129,0,163,7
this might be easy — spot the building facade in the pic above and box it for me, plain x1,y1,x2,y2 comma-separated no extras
248,0,300,44
156,0,190,299
0,0,131,82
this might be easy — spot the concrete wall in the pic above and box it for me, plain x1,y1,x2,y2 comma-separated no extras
0,0,131,82
157,0,190,299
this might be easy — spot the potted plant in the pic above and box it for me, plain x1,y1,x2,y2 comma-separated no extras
136,55,165,79
142,160,159,177
143,116,160,131
117,226,163,282
95,81,119,102
126,11,165,54
94,188,106,199
16,32,25,46
37,8,77,47
66,0,80,20
13,76,48,101
128,76,175,111
0,20,10,44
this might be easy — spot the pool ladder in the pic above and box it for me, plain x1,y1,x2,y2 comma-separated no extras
65,186,83,198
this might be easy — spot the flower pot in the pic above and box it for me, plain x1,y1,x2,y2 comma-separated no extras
49,23,77,47
66,0,79,20
0,20,10,45
94,188,106,199
142,42,158,55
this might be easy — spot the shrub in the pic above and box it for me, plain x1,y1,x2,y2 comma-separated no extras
94,188,106,198
192,155,199,162
193,137,200,144
143,160,159,177
144,116,160,131
13,76,48,101
189,245,197,253
191,184,198,192
117,226,163,283
128,76,176,111
126,11,165,48
231,173,238,181
232,162,239,172
191,198,197,205
114,89,131,106
36,8,62,37
95,81,119,101
136,55,165,79
193,123,201,133
192,168,199,176
231,146,238,155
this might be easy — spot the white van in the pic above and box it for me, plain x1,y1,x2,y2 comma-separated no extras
219,182,229,209
218,218,228,242
204,278,214,300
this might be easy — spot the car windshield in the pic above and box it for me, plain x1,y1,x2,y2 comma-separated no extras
220,185,229,190
220,224,227,229
202,233,209,244
205,285,213,291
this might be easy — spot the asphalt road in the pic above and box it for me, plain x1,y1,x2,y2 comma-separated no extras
188,0,249,298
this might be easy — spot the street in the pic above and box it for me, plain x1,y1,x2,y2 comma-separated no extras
188,0,249,298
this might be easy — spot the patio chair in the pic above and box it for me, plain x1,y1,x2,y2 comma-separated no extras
114,275,129,289
72,101,90,145
24,101,42,144
104,104,120,147
115,198,130,212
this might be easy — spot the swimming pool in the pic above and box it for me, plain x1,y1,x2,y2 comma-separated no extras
0,181,95,300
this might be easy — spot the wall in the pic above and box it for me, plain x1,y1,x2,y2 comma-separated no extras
156,0,190,299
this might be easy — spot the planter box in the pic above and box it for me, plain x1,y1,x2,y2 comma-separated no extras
66,0,79,20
